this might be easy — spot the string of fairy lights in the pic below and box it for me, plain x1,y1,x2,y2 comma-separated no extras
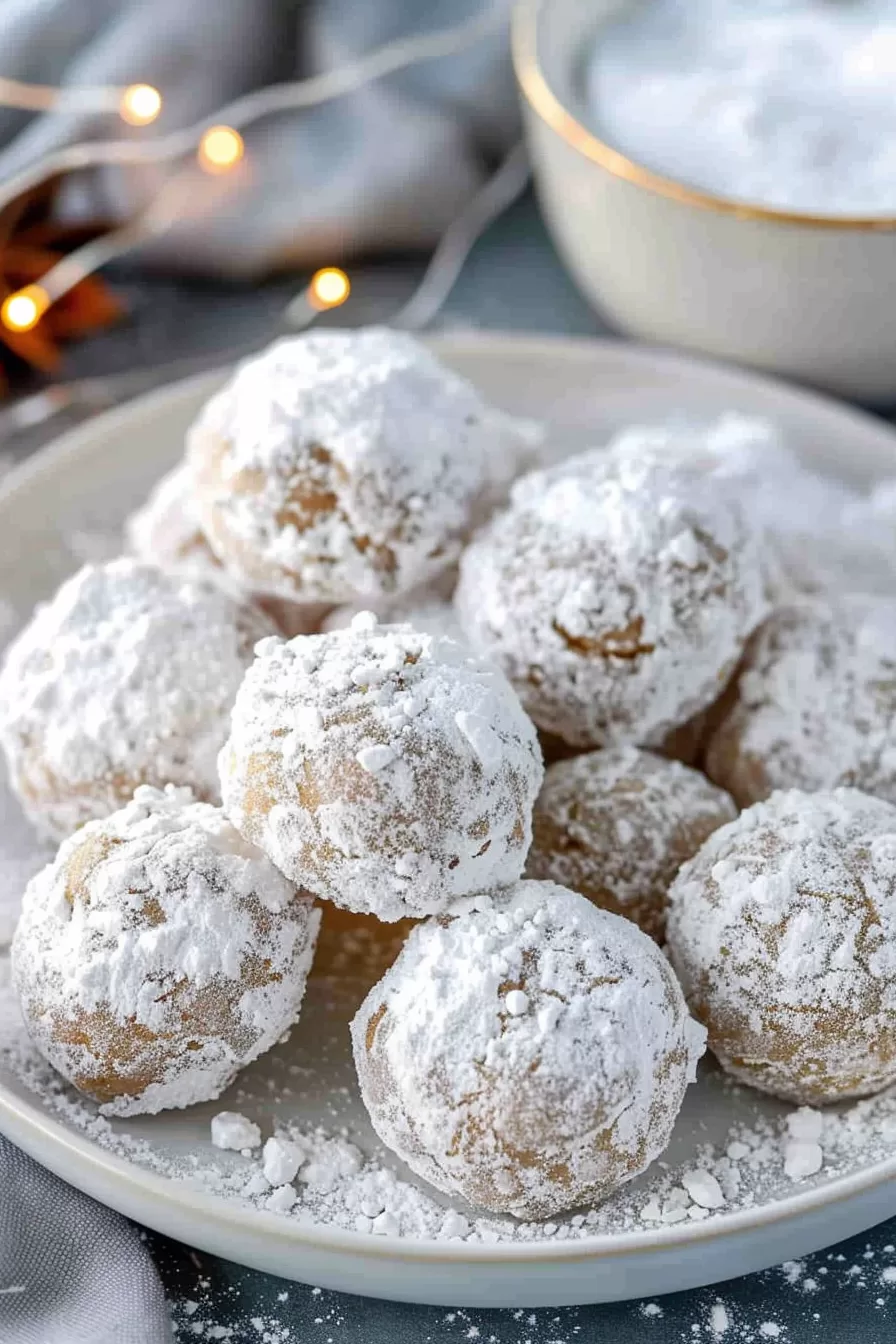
0,77,162,122
0,2,509,339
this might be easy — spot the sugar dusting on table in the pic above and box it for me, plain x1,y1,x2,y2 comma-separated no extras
162,1241,896,1341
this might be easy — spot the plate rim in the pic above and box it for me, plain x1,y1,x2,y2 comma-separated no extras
2,329,896,510
3,328,896,1267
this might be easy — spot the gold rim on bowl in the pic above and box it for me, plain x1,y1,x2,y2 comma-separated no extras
512,0,896,232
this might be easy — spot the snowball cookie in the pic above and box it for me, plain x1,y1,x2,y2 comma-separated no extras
186,327,524,606
526,748,736,941
455,440,766,750
352,879,706,1218
219,615,543,921
12,785,320,1117
705,598,896,809
126,462,223,584
667,788,896,1105
609,414,896,602
126,463,328,638
0,557,274,841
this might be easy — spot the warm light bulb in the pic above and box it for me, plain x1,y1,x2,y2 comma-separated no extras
1,285,48,333
120,84,162,127
198,125,244,174
309,267,351,311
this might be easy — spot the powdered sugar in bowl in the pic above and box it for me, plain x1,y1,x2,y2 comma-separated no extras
514,0,896,400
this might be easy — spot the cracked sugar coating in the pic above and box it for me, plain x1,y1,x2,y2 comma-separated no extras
526,747,736,941
667,788,896,1105
11,785,320,1117
186,327,524,605
454,439,767,750
705,598,896,809
351,879,706,1218
219,615,544,921
0,558,274,841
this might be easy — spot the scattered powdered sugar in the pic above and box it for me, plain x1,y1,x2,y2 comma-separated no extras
455,437,767,750
211,1112,262,1152
782,1141,823,1181
12,785,320,1116
526,746,736,941
186,328,527,605
786,1108,823,1144
164,1234,896,1342
0,557,275,841
219,616,543,920
351,880,705,1219
710,1301,731,1335
262,1134,304,1186
681,1169,726,1210
781,1108,825,1180
9,926,896,1266
668,788,896,1105
705,598,896,808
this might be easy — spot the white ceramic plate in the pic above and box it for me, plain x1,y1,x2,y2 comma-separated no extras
3,333,896,1310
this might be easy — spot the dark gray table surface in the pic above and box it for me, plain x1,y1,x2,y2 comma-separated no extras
9,192,896,1343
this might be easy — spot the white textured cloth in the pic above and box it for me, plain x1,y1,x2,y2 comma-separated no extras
0,0,517,278
0,1136,171,1343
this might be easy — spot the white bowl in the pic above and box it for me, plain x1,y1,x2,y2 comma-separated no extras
514,0,896,402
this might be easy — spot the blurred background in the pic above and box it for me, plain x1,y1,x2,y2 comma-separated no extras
0,0,608,456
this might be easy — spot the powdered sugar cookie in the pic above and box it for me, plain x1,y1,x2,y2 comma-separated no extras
126,462,222,583
126,462,328,638
187,328,524,606
705,598,896,808
0,558,274,840
455,441,766,749
667,788,896,1105
12,785,320,1116
526,747,736,941
609,414,896,601
352,879,706,1218
219,615,543,920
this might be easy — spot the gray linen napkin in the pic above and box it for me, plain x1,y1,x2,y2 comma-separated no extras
0,1136,171,1343
0,0,517,278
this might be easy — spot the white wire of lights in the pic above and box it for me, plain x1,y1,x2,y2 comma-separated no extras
0,0,509,332
0,0,532,454
0,2,506,225
0,134,530,440
0,77,162,121
391,140,529,330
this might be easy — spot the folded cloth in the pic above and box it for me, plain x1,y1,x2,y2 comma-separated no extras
0,1136,171,1344
0,0,517,278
